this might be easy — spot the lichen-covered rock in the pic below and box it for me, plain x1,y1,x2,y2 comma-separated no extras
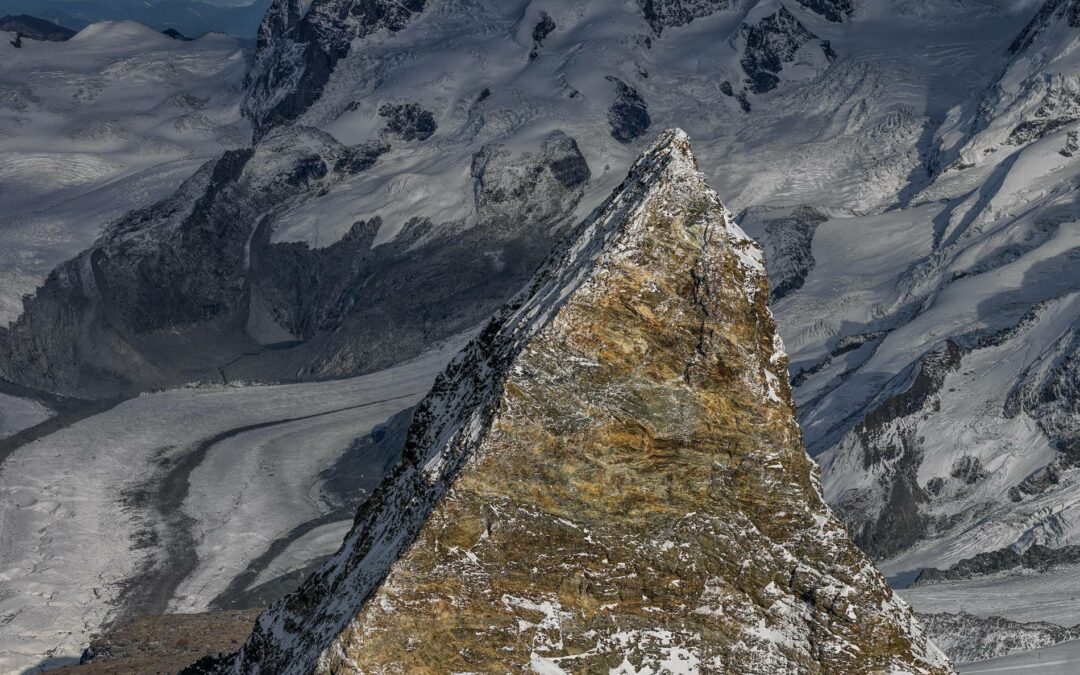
217,130,951,674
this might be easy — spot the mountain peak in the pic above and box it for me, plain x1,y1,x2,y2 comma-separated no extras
207,131,950,674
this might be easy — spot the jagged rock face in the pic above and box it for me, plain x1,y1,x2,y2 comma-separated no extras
739,205,827,302
820,341,962,560
244,0,427,138
221,131,950,674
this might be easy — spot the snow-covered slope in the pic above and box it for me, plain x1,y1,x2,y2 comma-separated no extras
807,0,1080,580
0,21,251,323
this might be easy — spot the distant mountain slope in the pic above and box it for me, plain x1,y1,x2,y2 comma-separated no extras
810,0,1080,578
0,21,251,324
0,14,75,40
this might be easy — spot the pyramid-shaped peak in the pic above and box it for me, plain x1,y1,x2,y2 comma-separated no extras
619,127,702,192
217,131,951,675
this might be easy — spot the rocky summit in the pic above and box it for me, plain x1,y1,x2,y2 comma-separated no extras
213,130,950,674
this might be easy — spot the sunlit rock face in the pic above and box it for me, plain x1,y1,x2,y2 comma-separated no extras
220,130,952,674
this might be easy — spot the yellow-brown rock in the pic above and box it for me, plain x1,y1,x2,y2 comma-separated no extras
221,130,952,674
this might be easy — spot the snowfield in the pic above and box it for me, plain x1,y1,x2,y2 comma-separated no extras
0,334,467,673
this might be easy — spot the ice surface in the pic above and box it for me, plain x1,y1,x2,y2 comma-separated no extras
0,334,467,673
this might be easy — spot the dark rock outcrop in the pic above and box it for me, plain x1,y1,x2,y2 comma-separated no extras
606,76,651,143
638,0,733,33
377,102,437,141
162,28,193,41
528,10,555,60
736,5,830,95
796,0,854,23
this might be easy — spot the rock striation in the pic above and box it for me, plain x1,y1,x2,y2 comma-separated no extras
215,130,951,674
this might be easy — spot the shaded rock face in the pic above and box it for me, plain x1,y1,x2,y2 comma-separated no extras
245,0,427,138
606,76,652,143
0,129,590,398
823,341,963,560
0,14,75,41
1008,0,1080,55
219,131,950,675
0,128,368,397
739,205,827,302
